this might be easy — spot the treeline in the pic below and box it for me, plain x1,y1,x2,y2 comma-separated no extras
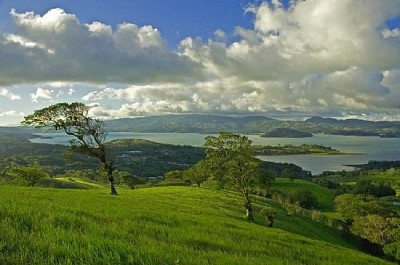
253,144,341,155
0,132,311,183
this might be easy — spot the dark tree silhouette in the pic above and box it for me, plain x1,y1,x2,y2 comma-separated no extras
22,102,118,195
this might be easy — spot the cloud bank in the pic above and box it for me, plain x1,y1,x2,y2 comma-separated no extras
0,0,400,120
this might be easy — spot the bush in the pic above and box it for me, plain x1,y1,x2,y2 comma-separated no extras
336,180,396,197
7,164,48,187
289,189,318,209
334,194,395,224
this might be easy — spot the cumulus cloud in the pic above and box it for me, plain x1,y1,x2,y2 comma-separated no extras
30,87,53,102
0,110,24,117
1,1,400,120
0,8,200,86
0,88,21,100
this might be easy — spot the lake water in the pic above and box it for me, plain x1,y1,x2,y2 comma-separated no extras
30,133,400,175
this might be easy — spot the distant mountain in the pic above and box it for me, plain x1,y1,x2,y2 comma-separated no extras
106,114,272,133
306,116,342,124
306,116,396,127
102,114,400,137
0,126,35,134
261,128,313,138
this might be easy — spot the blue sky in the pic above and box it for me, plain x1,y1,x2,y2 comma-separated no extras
0,0,399,125
0,0,257,48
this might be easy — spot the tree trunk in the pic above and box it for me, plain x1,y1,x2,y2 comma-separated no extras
109,175,118,195
105,162,118,195
243,191,254,221
266,215,274,227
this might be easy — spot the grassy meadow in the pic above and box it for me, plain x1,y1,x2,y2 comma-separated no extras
270,178,336,211
0,185,393,265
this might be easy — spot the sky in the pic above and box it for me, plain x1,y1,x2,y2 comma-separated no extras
0,0,399,125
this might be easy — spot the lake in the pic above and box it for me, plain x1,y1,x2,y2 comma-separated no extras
30,132,400,175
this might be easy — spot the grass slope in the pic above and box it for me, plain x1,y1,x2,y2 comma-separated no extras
0,186,392,265
271,178,336,211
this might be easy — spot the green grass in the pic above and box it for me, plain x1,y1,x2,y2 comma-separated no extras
0,185,393,265
55,177,105,189
271,178,336,211
36,177,105,190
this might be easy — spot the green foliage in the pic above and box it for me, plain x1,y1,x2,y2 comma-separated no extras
270,178,335,211
351,216,400,262
22,102,117,195
117,171,145,189
202,132,263,220
260,207,276,227
254,144,342,155
7,164,49,186
383,218,400,261
334,194,394,224
352,215,393,245
289,190,319,210
203,132,261,188
337,179,396,197
109,139,205,178
0,186,392,265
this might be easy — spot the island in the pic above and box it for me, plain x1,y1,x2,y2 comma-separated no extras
261,128,313,138
253,144,353,156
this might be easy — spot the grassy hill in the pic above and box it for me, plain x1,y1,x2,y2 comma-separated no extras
0,185,392,265
270,178,336,211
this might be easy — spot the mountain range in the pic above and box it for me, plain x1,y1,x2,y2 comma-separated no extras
104,115,400,137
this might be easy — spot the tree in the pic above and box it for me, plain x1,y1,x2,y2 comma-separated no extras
289,189,319,209
184,160,212,186
334,194,393,224
202,132,262,221
260,207,276,227
22,102,118,195
383,218,400,262
118,171,144,189
8,164,48,186
352,215,393,245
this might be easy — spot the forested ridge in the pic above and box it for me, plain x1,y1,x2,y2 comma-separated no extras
104,114,400,137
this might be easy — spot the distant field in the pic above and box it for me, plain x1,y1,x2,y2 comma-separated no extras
0,185,392,265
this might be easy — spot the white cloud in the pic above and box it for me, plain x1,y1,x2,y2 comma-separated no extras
30,87,53,102
1,1,400,120
0,8,200,86
0,88,21,100
0,110,24,117
382,28,400,38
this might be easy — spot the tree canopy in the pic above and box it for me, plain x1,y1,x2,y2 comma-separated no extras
202,132,263,220
22,102,118,195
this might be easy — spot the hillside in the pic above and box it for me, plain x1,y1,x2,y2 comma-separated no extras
261,128,313,138
104,114,400,137
105,114,271,133
0,133,311,179
270,178,336,211
0,186,392,265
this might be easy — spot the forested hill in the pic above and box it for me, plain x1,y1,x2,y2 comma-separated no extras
105,114,400,137
105,114,272,133
3,114,400,136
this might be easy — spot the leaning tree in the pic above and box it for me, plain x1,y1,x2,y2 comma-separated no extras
22,102,118,195
202,132,262,221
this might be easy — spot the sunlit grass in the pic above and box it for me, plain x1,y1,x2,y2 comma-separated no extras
271,178,336,211
0,185,392,265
